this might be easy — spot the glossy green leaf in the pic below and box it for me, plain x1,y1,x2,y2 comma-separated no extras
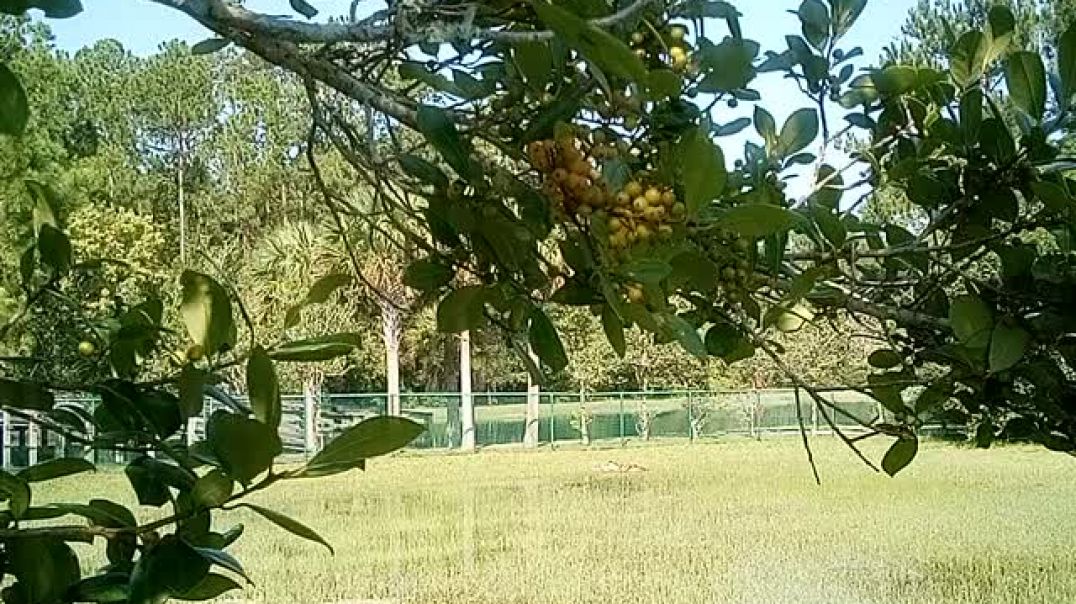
989,323,1030,372
716,204,798,238
436,286,487,333
601,304,626,358
754,105,777,149
191,38,230,55
1005,51,1047,120
665,314,706,358
192,469,234,509
241,503,334,554
950,31,987,88
178,365,206,420
289,0,316,18
528,308,568,372
69,572,129,603
0,62,27,136
9,537,80,604
776,108,818,158
0,378,54,411
705,323,754,362
180,270,236,356
207,412,282,486
404,258,454,291
17,457,93,483
128,536,211,604
0,469,30,519
514,40,553,91
696,38,757,93
175,573,241,601
950,295,993,349
882,436,918,477
247,346,281,429
831,0,866,37
532,1,647,83
269,333,361,362
868,350,903,370
678,126,726,216
984,4,1014,63
416,105,475,181
125,457,180,507
621,258,673,285
36,223,71,276
194,548,250,584
797,0,830,49
305,416,423,476
1059,23,1076,107
647,69,682,100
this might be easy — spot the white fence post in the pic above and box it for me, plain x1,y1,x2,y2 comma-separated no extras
524,346,540,449
1,411,9,469
27,420,39,466
304,381,318,458
460,331,476,452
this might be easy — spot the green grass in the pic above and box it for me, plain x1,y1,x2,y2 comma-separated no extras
44,438,1076,604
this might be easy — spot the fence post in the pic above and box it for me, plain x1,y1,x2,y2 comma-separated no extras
303,382,318,458
1,411,8,469
525,347,540,449
550,394,556,449
809,389,819,436
85,401,95,464
619,392,625,445
687,391,694,443
27,420,39,466
460,331,476,452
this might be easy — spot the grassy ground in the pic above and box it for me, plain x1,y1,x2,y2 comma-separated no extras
44,438,1076,604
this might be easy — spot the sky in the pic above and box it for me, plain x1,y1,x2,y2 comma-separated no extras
43,0,918,197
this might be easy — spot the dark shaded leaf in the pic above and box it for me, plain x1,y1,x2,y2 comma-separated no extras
305,416,423,476
416,105,475,181
601,304,626,357
716,204,798,238
175,573,241,602
0,469,30,519
207,412,282,486
404,258,454,291
950,295,993,349
868,350,903,370
528,308,568,372
0,378,54,411
436,286,487,333
882,437,917,477
9,537,80,604
1005,51,1046,120
989,323,1030,372
192,469,233,509
270,333,361,362
247,346,281,429
0,62,27,136
240,504,334,554
289,0,316,18
17,458,93,483
128,536,210,604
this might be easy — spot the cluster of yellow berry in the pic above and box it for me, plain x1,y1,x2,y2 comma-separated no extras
605,180,685,249
631,25,692,73
528,137,612,221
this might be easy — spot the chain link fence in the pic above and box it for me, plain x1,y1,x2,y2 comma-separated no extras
6,388,942,468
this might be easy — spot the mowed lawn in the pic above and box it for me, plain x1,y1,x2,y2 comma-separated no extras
44,438,1076,604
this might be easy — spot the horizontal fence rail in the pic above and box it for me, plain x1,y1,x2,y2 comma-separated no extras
4,388,959,468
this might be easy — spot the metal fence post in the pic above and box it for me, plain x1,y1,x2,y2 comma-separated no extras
303,383,317,458
1,411,8,469
550,393,556,449
619,392,625,445
687,391,694,443
28,420,39,466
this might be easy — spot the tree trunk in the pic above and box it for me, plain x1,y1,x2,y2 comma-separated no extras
460,330,475,452
382,303,402,416
177,162,187,265
524,346,540,448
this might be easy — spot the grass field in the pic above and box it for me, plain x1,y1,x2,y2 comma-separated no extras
44,438,1076,604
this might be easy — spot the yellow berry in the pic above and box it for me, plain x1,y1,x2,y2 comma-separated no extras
661,190,676,207
635,224,652,240
625,181,643,198
616,192,632,207
658,224,674,238
609,216,624,231
670,26,687,42
633,197,650,212
645,187,662,205
77,340,96,358
626,285,645,304
671,202,687,219
631,32,646,45
634,48,647,61
669,46,686,60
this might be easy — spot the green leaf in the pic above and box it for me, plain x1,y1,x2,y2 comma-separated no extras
528,308,568,372
601,304,626,357
831,0,866,37
0,469,30,519
17,458,93,483
1004,51,1047,121
797,0,830,49
754,105,777,149
125,457,180,507
51,499,136,528
404,258,454,291
247,346,281,429
191,38,230,55
289,0,316,18
178,365,206,420
985,4,1014,62
175,573,241,601
1059,24,1076,107
531,1,647,84
180,270,236,356
620,258,673,285
207,412,282,486
192,469,234,509
872,65,917,96
0,62,28,136
399,154,449,190
304,273,352,305
193,548,250,584
269,333,361,362
305,416,423,476
989,323,1030,372
240,503,334,554
8,537,80,604
416,105,475,181
696,38,757,93
716,204,798,238
0,0,83,18
665,314,706,358
514,40,553,91
678,126,726,216
0,378,54,411
949,295,993,349
776,108,818,158
36,223,71,276
868,350,903,370
882,437,918,477
809,202,846,248
69,572,130,603
128,536,211,604
647,69,682,100
1031,181,1075,213
950,31,987,88
705,323,754,362
979,117,1014,164
436,286,487,333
